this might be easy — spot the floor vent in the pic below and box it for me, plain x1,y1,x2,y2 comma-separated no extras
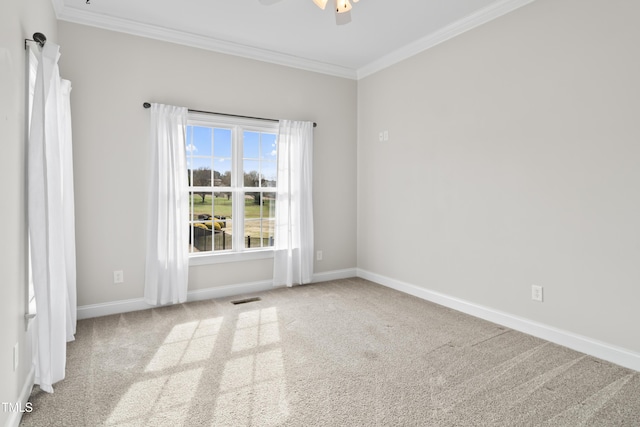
231,297,261,305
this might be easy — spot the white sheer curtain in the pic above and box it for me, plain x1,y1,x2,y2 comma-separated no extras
28,42,76,393
144,103,190,305
273,120,314,287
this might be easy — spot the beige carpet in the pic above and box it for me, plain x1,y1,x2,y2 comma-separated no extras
21,278,640,426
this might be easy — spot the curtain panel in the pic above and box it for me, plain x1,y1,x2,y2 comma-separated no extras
144,103,190,305
273,120,314,287
28,43,76,393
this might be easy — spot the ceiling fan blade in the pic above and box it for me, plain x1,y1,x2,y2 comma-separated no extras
259,0,283,5
335,10,352,25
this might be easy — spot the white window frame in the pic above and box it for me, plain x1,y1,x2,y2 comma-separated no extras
187,112,278,265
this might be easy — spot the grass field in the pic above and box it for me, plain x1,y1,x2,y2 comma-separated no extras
189,194,275,247
190,194,275,219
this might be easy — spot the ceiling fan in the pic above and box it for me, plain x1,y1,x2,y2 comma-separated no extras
259,0,361,25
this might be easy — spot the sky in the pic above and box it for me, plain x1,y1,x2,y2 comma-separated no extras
186,125,278,183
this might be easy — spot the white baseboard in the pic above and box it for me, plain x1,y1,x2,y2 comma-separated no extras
185,280,277,304
312,268,358,283
5,365,35,427
77,268,357,320
357,268,640,372
77,296,152,320
77,280,275,320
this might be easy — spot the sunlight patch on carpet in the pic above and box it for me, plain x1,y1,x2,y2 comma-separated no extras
232,307,280,352
106,367,204,426
213,307,289,426
145,317,223,372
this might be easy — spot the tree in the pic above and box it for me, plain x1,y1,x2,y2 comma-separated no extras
220,171,231,200
192,167,211,203
244,171,262,205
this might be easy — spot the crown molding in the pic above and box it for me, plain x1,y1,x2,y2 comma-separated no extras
53,0,534,81
357,0,536,79
54,5,358,80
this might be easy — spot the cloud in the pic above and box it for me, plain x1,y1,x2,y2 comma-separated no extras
186,144,198,153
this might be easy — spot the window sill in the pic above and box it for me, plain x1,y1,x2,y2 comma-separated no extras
189,249,274,266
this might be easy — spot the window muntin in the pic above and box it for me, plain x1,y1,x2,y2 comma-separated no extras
186,114,278,256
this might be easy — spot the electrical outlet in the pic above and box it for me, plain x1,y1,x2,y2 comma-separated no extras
531,285,543,302
113,270,124,284
316,250,323,261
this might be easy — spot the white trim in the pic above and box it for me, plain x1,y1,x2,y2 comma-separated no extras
357,269,640,373
77,280,275,319
54,7,357,80
76,296,153,320
189,249,274,266
53,0,534,80
188,112,280,130
312,267,358,283
76,268,356,320
5,365,35,427
357,0,536,79
185,280,278,303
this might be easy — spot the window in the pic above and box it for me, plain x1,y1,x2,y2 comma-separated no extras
186,113,278,259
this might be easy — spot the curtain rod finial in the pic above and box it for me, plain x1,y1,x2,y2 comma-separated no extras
25,32,47,49
143,102,151,108
33,33,46,47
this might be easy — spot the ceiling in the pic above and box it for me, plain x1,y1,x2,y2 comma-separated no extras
51,0,533,79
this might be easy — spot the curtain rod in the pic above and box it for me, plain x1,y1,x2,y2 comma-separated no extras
142,102,317,128
24,32,47,50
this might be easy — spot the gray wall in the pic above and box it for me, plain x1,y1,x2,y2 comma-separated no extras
0,0,58,424
358,0,640,353
57,22,358,307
